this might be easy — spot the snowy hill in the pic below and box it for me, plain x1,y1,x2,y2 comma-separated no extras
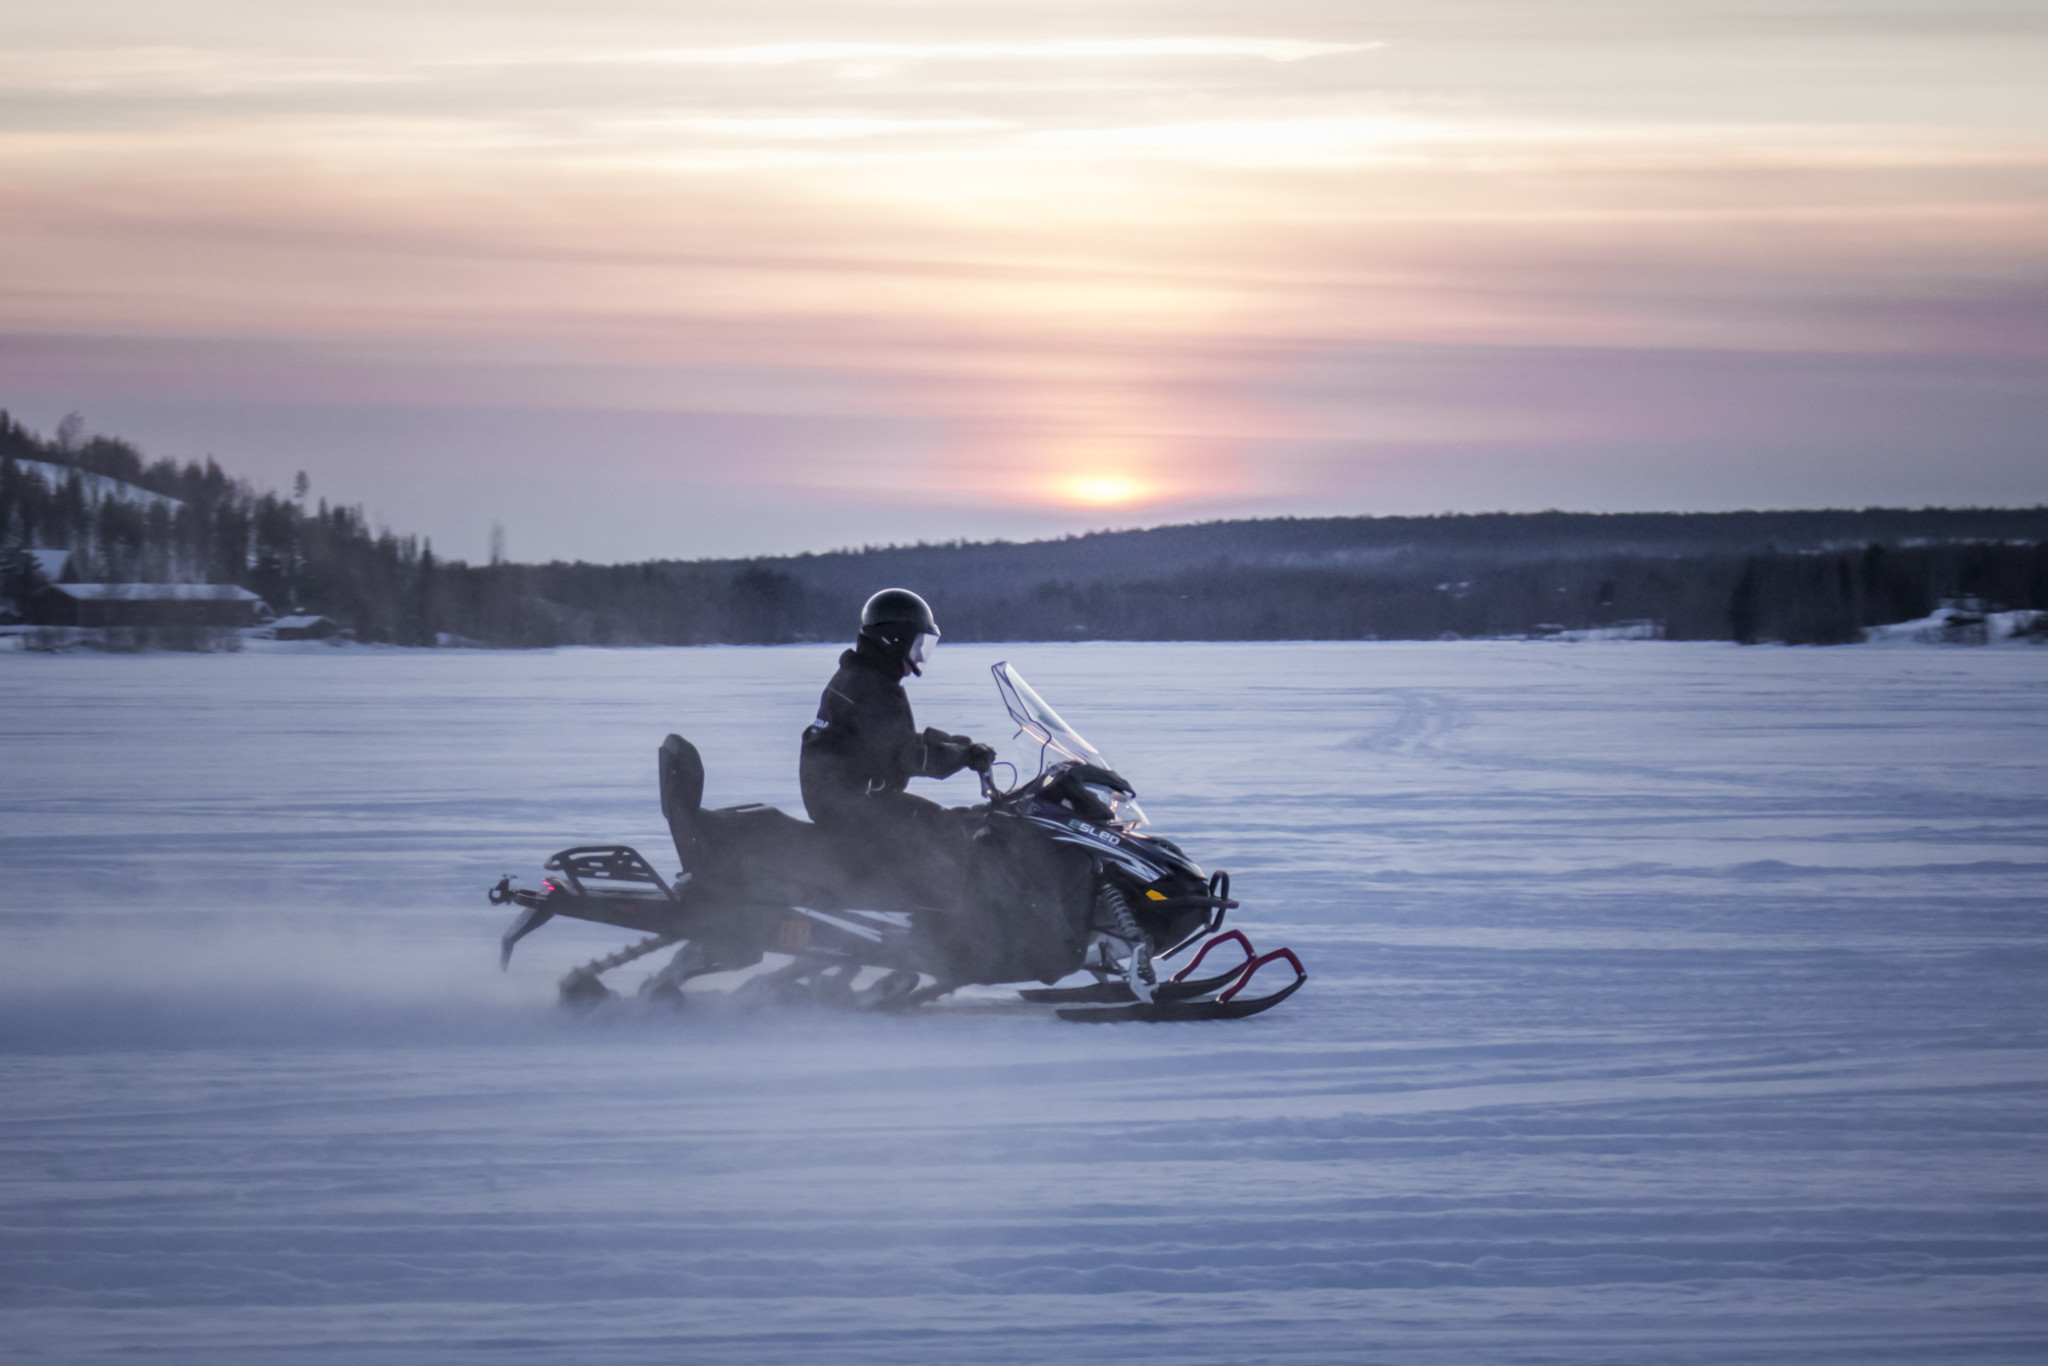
13,456,184,513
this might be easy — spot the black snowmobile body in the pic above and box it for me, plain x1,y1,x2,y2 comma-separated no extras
487,662,1305,1021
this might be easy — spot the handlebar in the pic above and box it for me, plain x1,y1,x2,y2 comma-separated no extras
980,759,1021,802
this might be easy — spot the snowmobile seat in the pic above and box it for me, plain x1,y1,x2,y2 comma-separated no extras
658,734,706,855
694,802,919,909
655,736,862,903
658,733,704,808
656,732,979,914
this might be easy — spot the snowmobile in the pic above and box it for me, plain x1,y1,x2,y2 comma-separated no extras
486,661,1306,1022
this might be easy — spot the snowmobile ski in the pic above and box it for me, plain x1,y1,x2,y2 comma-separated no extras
1056,947,1306,1023
1020,928,1262,1006
1018,981,1138,1005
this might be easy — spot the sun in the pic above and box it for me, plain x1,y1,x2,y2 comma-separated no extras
1058,474,1150,507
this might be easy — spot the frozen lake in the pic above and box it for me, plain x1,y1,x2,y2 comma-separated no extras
3,641,2046,1363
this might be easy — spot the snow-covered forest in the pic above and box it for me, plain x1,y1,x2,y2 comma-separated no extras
5,412,2046,647
3,641,2044,1362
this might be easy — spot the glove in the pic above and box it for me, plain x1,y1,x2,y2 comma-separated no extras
964,743,996,774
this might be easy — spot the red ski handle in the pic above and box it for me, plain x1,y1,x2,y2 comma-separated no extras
1217,947,1306,1004
1171,929,1254,984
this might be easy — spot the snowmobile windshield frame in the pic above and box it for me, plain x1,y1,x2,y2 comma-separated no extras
991,661,1148,829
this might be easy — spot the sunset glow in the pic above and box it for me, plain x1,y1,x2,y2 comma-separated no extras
1058,474,1152,509
2,2,2043,561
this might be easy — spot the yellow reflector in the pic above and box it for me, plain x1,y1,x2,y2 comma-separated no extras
1145,889,1168,901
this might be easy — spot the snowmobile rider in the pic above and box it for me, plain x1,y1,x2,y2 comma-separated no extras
799,589,995,896
794,589,995,909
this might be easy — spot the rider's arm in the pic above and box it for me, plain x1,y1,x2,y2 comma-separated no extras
908,727,986,780
824,663,981,788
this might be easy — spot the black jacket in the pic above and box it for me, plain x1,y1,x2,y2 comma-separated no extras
800,638,975,823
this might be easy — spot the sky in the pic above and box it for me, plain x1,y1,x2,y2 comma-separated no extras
3,0,2044,563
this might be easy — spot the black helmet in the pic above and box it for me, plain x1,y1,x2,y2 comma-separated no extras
860,588,939,642
859,588,940,671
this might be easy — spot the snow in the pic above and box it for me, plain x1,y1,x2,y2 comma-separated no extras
1527,618,1663,641
1865,606,2045,645
2,642,2045,1364
12,457,185,513
50,582,266,601
27,548,71,582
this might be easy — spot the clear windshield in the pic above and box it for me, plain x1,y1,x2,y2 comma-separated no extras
991,661,1148,828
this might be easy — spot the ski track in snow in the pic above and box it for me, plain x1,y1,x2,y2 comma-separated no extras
1,641,2045,1363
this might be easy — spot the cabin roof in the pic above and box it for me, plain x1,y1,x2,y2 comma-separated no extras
51,583,265,602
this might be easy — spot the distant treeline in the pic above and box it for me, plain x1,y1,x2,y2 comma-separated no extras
4,411,2046,646
1,413,439,643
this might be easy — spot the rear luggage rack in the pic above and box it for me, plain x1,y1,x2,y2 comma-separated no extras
544,845,676,900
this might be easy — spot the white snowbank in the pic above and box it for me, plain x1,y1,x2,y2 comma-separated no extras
1864,605,2046,645
1521,618,1664,642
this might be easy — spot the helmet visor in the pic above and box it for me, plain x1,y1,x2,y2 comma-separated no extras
907,631,936,668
